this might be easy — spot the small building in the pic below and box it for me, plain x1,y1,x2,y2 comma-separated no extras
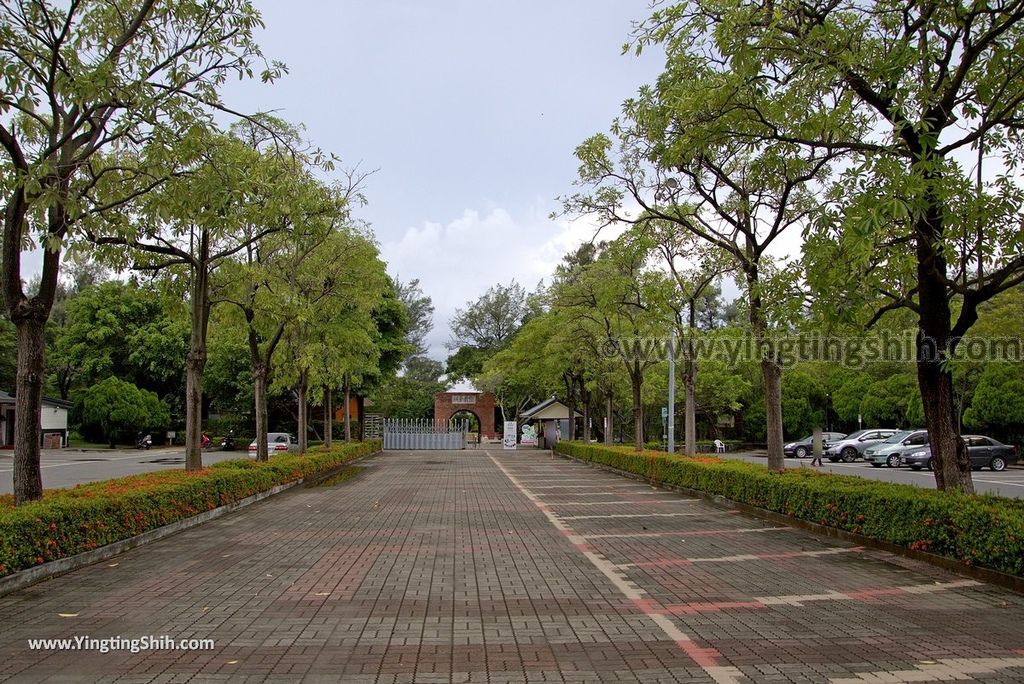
520,396,583,449
434,381,498,440
0,390,72,448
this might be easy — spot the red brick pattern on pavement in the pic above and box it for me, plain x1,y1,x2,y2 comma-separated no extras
0,449,1022,683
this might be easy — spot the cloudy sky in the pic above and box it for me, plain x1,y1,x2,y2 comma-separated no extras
220,1,665,359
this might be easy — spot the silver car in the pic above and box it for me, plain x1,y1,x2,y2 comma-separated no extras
825,428,900,463
248,432,299,455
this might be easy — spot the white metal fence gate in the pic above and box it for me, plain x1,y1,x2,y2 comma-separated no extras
383,418,468,450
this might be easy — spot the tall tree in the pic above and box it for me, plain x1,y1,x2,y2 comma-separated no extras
449,281,528,352
0,0,279,502
634,1,1024,492
566,57,833,471
91,127,301,470
395,278,435,362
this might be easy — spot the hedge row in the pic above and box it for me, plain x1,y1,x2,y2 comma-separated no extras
554,441,1024,577
0,440,381,578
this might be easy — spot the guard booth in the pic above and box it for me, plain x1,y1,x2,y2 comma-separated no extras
383,418,469,450
519,396,582,449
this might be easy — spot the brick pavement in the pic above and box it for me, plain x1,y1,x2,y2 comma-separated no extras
0,449,1022,683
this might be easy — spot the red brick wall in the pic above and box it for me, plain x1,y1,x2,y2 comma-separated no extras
434,392,496,439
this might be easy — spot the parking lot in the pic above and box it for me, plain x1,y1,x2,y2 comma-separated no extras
718,451,1024,498
0,447,245,495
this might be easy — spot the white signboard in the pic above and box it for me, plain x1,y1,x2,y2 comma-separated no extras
503,421,518,450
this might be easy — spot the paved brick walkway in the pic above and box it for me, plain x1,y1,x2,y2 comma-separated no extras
1,449,1023,683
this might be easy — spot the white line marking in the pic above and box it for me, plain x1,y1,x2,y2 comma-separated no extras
581,527,787,540
616,547,860,566
487,451,743,684
559,511,703,520
829,657,1024,683
540,500,695,506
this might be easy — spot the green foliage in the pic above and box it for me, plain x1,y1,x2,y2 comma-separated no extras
781,367,826,438
554,441,1024,577
0,315,15,391
370,357,446,420
0,441,380,577
445,345,492,382
449,281,528,351
964,364,1024,441
859,375,921,429
72,377,170,447
832,372,872,425
50,281,187,397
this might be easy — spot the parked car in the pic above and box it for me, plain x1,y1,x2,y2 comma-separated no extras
903,436,1019,472
863,429,928,468
783,432,847,458
825,428,900,463
248,432,299,454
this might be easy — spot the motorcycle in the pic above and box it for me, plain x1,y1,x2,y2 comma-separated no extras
220,432,236,451
135,433,153,450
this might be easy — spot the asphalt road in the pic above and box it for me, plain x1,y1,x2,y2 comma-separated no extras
3,445,1022,498
0,447,247,495
719,450,1024,498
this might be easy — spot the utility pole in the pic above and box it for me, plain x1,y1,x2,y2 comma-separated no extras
667,327,676,454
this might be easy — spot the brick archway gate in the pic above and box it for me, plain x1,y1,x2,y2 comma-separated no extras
434,391,497,439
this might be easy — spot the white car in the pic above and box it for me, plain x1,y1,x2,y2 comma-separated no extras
248,432,299,454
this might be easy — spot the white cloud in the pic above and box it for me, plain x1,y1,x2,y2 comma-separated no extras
381,204,612,360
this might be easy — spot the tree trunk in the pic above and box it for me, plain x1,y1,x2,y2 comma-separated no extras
631,367,643,451
685,302,698,457
253,365,269,462
762,358,784,472
5,189,64,504
297,372,308,454
183,350,205,470
343,374,351,444
324,386,333,449
744,259,785,472
12,318,45,504
684,366,696,457
184,238,210,471
566,379,577,441
582,389,591,442
604,391,613,445
909,186,975,491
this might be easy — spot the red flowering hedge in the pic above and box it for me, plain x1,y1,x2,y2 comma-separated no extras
0,440,380,578
554,441,1024,577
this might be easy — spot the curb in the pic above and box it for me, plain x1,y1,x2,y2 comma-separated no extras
0,449,382,598
552,449,1024,595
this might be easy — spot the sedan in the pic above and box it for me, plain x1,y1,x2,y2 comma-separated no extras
248,432,299,454
904,436,1019,472
825,428,900,463
864,429,928,468
783,432,848,458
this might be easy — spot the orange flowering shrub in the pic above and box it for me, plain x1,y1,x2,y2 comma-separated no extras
0,440,380,578
555,441,1024,577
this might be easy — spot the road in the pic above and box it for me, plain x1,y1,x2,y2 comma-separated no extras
718,450,1024,498
0,447,247,495
4,445,1023,499
1,449,1022,683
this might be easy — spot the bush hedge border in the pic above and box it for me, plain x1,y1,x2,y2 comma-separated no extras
0,440,381,592
553,441,1024,587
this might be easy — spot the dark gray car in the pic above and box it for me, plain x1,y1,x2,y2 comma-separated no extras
825,428,901,463
903,435,1019,472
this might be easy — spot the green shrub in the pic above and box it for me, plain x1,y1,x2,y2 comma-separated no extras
0,440,381,577
553,441,1024,577
72,377,170,447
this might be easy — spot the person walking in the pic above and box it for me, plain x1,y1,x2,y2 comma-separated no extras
810,451,823,467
